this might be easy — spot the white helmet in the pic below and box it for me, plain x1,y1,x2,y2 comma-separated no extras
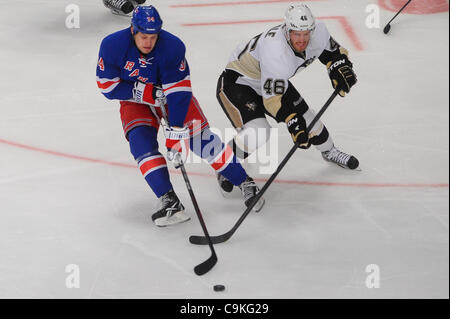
284,4,316,40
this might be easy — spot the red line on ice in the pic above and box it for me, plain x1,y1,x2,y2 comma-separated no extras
1,138,447,189
0,138,134,169
322,16,364,51
181,16,364,51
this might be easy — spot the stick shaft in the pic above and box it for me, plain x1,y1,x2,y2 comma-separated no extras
387,0,412,25
189,89,340,245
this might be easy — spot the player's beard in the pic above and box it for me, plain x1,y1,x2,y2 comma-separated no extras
293,41,308,53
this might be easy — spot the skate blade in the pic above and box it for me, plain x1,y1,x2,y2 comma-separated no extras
154,211,191,227
252,198,265,213
324,160,361,171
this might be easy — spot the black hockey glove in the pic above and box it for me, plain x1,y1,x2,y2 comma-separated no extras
326,54,357,97
285,113,310,149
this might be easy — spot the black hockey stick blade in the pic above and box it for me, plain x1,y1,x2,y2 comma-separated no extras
178,161,218,275
190,89,340,246
190,230,232,245
194,252,218,276
383,0,411,35
189,138,301,245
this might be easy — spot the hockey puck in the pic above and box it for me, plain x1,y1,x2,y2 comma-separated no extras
213,285,225,292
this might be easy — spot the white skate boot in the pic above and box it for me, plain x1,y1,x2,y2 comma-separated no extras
152,190,190,227
321,145,359,170
239,176,265,212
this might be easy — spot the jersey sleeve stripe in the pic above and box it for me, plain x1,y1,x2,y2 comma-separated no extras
162,76,190,89
162,77,192,95
96,76,120,85
164,86,192,96
96,77,121,93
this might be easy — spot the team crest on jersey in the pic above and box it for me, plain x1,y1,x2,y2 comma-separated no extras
245,101,257,111
139,56,154,68
179,59,186,71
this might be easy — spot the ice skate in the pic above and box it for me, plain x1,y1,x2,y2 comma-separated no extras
216,172,234,195
321,145,359,170
152,190,190,227
239,176,265,212
131,0,146,5
103,0,134,16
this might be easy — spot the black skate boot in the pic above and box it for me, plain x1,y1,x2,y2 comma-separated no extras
321,145,359,170
239,176,265,212
152,190,190,227
103,0,134,15
216,172,234,193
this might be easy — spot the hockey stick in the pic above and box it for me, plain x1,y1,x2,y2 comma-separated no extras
151,98,216,274
190,88,340,245
178,159,218,275
383,0,412,34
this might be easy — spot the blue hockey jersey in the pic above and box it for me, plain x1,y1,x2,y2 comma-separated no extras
96,28,192,127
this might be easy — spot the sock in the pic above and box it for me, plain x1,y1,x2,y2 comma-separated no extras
129,126,172,198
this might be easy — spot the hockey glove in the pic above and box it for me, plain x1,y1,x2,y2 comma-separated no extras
133,81,164,105
164,126,190,168
285,113,310,149
326,53,357,97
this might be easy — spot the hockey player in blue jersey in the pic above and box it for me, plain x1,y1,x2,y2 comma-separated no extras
96,5,264,227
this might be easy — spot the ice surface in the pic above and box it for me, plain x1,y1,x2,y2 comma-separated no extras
0,0,448,298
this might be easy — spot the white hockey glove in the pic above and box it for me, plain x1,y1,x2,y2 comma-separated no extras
164,126,190,168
